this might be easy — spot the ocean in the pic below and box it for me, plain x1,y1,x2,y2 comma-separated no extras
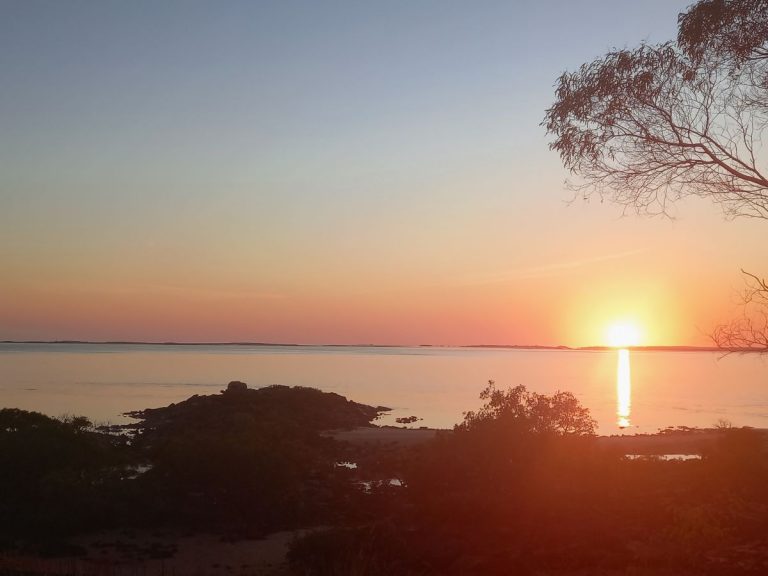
1,343,767,434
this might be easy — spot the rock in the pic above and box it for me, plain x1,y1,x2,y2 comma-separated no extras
224,381,248,393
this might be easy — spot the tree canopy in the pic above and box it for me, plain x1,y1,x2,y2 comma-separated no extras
457,381,596,437
544,0,768,219
678,0,768,64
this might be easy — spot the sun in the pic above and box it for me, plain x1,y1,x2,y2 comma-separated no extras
605,322,643,348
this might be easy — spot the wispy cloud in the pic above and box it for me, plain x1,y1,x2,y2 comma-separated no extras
456,248,647,285
136,284,288,300
55,281,287,300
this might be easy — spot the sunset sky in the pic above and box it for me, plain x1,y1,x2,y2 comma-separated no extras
2,0,766,346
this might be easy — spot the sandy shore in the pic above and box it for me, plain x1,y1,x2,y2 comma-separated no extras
598,428,768,454
331,426,768,454
329,426,440,445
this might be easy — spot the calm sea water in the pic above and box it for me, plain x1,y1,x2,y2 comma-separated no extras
1,343,767,434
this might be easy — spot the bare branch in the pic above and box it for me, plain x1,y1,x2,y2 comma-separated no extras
711,270,768,350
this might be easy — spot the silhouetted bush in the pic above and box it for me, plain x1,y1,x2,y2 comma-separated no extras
0,408,129,546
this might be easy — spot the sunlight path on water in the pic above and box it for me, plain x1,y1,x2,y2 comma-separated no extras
617,348,631,428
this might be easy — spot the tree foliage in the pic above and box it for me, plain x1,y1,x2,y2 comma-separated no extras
544,37,768,218
458,380,596,436
678,0,768,64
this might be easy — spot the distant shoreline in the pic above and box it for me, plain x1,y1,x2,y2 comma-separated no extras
0,340,764,353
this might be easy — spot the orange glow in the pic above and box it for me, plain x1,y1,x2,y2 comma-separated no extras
0,217,753,346
605,322,643,348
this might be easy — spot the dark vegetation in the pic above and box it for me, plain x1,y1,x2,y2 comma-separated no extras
395,415,421,424
3,380,768,575
0,383,388,553
123,382,388,535
289,383,768,576
0,410,129,551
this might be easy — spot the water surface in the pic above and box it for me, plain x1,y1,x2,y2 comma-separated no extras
1,343,767,434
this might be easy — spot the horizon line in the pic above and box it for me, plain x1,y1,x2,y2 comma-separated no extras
0,340,761,353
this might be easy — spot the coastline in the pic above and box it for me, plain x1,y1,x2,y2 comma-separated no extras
332,425,768,454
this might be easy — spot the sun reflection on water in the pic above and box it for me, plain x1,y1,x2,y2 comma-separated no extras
617,348,631,428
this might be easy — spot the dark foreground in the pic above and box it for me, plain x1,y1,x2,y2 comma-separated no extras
2,381,768,575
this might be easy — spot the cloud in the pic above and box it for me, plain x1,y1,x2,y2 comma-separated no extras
138,284,288,300
457,248,647,285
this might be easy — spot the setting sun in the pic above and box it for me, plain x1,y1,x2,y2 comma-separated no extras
605,322,643,348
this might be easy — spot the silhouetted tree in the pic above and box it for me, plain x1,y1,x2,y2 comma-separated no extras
712,269,768,348
544,38,768,217
544,0,768,349
678,0,768,64
458,380,596,436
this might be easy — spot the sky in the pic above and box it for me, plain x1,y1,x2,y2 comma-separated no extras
2,0,767,346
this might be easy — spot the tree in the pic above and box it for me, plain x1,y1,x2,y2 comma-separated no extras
712,269,768,348
544,0,768,348
458,381,596,436
678,0,768,64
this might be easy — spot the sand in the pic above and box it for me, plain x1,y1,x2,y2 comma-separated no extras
328,426,440,445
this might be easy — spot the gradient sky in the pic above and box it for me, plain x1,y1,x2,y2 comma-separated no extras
2,0,766,346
